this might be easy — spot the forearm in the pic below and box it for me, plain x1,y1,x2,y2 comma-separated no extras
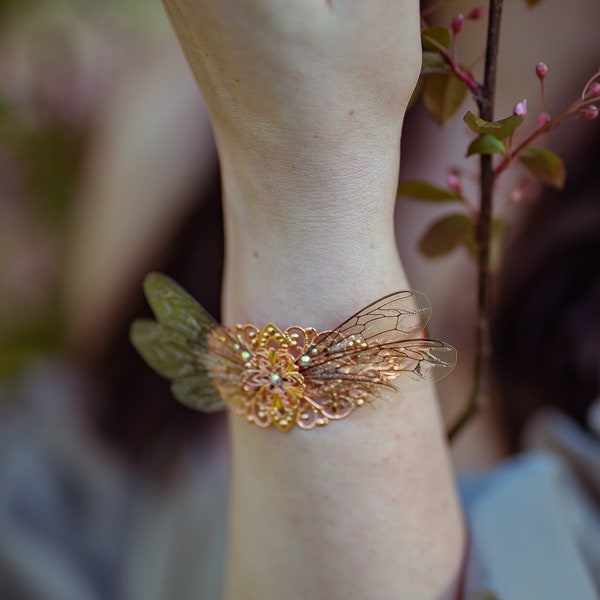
160,0,465,595
221,133,465,599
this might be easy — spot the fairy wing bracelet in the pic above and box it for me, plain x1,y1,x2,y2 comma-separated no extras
130,273,456,432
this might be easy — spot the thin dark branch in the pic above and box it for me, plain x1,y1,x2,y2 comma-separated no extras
449,0,504,441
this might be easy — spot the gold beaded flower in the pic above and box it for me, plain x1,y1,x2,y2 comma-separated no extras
130,273,456,432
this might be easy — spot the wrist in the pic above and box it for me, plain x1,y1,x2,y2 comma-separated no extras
221,133,407,328
217,124,409,327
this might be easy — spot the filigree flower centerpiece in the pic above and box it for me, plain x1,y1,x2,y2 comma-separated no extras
207,323,319,432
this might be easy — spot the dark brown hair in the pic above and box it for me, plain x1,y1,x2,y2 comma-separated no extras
91,169,226,476
491,128,600,448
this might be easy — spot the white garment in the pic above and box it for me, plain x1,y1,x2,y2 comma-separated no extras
460,409,600,599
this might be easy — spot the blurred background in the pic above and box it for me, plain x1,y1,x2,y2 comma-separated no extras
0,0,598,598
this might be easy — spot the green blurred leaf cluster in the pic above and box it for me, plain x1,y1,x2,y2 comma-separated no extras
417,26,471,125
0,0,158,382
398,179,508,263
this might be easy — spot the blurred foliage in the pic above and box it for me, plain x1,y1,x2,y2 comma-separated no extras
519,145,566,188
0,0,162,379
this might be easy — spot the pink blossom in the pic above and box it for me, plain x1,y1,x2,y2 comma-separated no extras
585,82,600,99
580,105,599,120
535,62,548,80
446,171,462,195
536,112,551,127
513,99,528,117
467,7,485,19
452,14,465,34
508,187,524,204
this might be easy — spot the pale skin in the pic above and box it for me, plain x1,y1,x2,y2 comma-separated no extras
161,1,465,598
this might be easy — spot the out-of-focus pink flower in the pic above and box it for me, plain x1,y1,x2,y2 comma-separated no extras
446,170,462,195
513,99,528,117
451,14,465,34
580,105,598,120
585,82,600,99
467,7,485,19
508,187,524,204
536,112,551,127
535,62,548,80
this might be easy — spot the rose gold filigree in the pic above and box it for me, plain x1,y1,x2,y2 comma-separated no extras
203,291,457,432
206,323,324,431
132,274,457,429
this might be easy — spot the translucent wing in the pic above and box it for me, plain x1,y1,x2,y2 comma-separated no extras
299,291,456,420
142,272,217,341
130,273,227,412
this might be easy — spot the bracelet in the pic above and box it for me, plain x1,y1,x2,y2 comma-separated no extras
130,273,456,432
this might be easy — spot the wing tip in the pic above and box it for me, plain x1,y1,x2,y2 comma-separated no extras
143,271,172,296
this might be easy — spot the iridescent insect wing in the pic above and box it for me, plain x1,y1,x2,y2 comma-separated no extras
130,272,228,412
299,291,455,413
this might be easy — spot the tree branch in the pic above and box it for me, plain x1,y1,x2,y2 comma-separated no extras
449,0,504,441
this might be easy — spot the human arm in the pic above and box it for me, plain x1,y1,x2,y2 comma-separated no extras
161,1,465,597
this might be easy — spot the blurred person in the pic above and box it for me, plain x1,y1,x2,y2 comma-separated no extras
0,3,228,599
457,127,600,596
397,0,600,470
0,1,599,599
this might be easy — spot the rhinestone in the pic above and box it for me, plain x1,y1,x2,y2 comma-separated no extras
270,373,281,384
300,355,311,366
241,350,251,360
233,343,240,351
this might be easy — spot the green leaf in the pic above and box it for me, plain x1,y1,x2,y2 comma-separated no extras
423,73,468,126
463,111,523,139
421,27,451,52
466,134,506,157
519,146,566,188
397,180,463,203
422,51,445,70
418,213,475,258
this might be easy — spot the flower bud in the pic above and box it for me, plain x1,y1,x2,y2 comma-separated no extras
580,105,599,120
446,171,462,195
535,62,548,80
467,7,485,19
536,112,550,127
508,187,524,204
513,99,528,117
452,14,465,33
585,82,600,99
